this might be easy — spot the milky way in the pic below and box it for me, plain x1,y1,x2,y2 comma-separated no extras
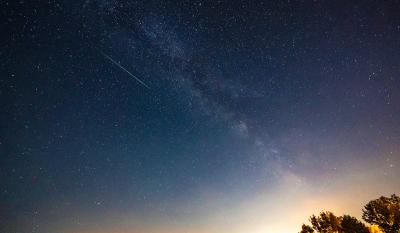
1,1,400,233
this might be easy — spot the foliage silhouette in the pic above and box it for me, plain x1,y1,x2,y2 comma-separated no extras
362,194,400,233
299,211,368,233
299,194,400,233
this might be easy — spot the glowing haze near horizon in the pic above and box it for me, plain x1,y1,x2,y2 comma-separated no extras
1,1,400,233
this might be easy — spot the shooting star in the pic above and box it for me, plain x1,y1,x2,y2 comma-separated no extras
100,51,150,90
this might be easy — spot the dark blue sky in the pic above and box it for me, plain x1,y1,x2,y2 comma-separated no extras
1,1,400,232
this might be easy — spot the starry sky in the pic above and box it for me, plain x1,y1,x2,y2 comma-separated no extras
1,1,400,233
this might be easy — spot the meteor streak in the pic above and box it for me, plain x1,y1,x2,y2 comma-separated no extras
100,51,150,89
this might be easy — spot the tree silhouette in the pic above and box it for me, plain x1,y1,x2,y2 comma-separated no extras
341,215,369,233
298,194,400,233
299,212,369,233
362,194,400,233
310,211,341,233
300,224,314,233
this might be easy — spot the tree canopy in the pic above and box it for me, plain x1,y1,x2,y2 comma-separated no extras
299,194,399,233
362,194,400,233
299,212,368,233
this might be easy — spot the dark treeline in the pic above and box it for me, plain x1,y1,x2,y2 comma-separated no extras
299,194,400,233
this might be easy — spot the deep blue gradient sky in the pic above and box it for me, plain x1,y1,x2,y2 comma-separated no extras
1,1,400,232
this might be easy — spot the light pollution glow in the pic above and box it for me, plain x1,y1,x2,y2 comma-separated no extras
52,155,399,233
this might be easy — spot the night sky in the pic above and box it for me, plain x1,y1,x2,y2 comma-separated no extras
1,1,400,232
